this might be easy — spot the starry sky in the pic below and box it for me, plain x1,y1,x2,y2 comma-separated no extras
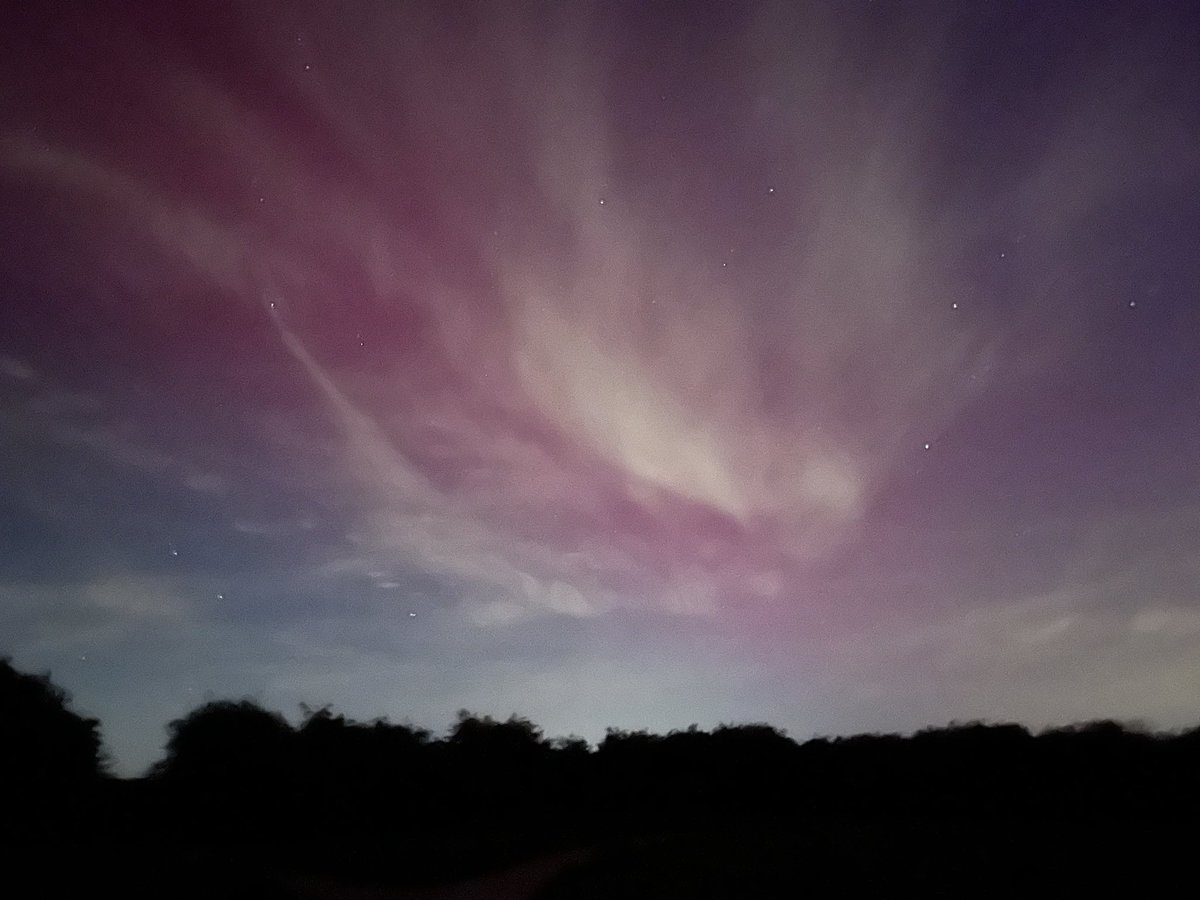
2,1,1199,776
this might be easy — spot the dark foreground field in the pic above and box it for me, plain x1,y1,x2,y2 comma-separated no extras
5,661,1198,897
8,816,1192,898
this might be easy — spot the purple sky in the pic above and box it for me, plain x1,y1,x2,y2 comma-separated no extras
2,1,1199,776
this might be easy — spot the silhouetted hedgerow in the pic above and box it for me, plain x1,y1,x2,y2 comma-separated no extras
4,656,1199,893
135,701,1200,842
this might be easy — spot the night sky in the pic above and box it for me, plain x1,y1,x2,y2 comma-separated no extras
2,1,1199,777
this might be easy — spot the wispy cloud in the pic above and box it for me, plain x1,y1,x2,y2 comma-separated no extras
0,356,37,382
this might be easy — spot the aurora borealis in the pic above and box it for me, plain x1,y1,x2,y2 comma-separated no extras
2,1,1199,775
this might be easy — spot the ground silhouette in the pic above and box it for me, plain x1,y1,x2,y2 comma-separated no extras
2,658,1195,896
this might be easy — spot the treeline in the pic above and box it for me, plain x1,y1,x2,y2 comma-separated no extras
4,657,1199,892
143,702,1200,831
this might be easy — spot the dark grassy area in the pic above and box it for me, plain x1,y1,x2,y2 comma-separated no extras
538,819,1190,897
4,658,1199,896
10,816,1187,898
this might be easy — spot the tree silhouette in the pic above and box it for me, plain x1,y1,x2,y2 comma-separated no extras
0,657,104,782
155,698,294,782
294,704,435,836
4,656,1196,893
0,657,105,839
153,698,299,837
448,709,547,755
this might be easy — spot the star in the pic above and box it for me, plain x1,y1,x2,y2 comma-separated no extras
923,443,931,450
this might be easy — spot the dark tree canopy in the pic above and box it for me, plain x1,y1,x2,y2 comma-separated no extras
154,698,294,786
3,655,1200,894
0,656,104,785
448,710,546,756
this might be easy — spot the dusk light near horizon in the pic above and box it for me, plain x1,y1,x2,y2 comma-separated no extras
2,1,1198,776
